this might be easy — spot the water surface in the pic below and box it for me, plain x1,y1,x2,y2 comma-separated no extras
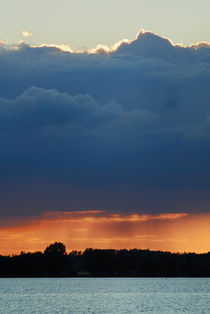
0,278,209,313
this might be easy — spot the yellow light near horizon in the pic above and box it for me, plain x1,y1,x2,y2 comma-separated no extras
0,212,209,255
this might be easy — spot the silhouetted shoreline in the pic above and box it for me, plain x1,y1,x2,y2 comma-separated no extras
0,242,209,277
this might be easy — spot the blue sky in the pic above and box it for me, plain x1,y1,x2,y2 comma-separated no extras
1,0,210,48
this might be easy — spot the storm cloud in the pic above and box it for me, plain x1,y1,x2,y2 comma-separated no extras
1,31,210,216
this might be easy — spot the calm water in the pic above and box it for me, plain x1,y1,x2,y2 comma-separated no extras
0,278,209,313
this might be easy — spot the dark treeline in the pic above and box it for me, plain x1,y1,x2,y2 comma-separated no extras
0,242,210,277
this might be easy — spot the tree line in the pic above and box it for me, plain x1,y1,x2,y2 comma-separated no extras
0,242,209,277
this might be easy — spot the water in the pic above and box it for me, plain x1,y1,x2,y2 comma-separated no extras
0,278,209,313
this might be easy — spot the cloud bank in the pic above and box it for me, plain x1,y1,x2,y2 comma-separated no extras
1,31,210,217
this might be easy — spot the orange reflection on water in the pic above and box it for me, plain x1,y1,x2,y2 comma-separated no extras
0,211,209,255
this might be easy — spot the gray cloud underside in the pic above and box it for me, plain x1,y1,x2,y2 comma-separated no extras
1,32,210,216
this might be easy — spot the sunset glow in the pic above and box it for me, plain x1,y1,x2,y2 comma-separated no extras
1,211,209,255
1,2,210,260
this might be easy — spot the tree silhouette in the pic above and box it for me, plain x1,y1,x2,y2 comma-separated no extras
44,242,66,256
0,244,210,277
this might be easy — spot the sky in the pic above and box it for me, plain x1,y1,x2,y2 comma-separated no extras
1,0,210,48
0,1,210,254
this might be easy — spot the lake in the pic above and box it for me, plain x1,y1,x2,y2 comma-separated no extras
0,278,209,313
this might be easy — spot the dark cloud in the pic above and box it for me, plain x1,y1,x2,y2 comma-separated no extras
1,31,210,216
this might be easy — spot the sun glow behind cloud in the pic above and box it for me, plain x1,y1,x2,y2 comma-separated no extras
87,29,181,55
0,211,209,255
88,38,131,55
1,29,209,56
39,43,74,53
13,28,199,57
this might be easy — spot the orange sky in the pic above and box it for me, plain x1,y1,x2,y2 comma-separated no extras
0,211,210,255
